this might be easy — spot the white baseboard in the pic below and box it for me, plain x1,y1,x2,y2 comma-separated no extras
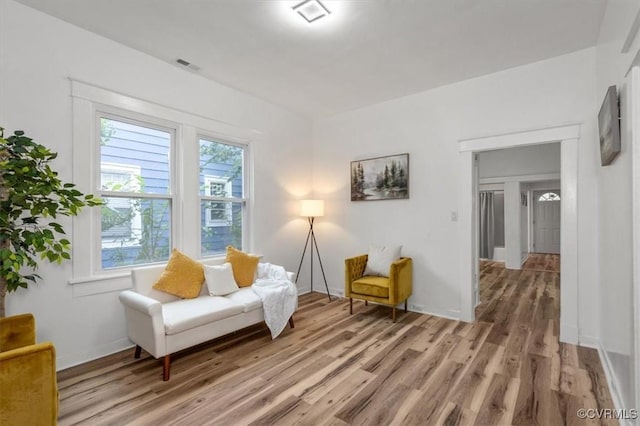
409,304,461,321
57,337,132,371
299,287,343,299
578,334,599,349
597,344,633,426
521,254,528,266
560,323,579,344
326,287,461,320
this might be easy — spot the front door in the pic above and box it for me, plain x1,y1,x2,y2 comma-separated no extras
533,190,561,254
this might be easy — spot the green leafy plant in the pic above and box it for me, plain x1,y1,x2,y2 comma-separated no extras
0,128,102,317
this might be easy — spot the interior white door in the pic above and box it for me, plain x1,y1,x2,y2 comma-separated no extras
533,190,561,254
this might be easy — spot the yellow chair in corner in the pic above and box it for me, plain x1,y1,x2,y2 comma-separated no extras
0,313,58,426
345,255,412,322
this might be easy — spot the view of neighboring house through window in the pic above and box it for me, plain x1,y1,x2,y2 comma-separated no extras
199,138,246,256
99,116,173,269
101,163,142,242
204,176,232,227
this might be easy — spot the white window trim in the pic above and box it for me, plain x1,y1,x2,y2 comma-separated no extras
71,80,253,286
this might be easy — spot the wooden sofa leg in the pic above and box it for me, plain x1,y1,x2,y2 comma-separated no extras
288,316,295,328
134,345,142,359
163,355,171,381
365,300,368,306
404,300,408,313
392,307,397,323
349,298,353,314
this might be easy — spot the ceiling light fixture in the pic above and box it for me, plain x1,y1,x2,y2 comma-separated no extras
292,0,331,24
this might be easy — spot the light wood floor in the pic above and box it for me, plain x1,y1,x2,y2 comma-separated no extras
521,253,560,273
58,255,615,425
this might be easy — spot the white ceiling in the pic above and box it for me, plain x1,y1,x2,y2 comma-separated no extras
15,0,607,118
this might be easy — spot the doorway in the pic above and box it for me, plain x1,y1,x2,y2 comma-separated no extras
532,190,561,254
458,124,580,345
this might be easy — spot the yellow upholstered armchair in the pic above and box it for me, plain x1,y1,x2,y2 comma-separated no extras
345,255,412,322
0,313,58,426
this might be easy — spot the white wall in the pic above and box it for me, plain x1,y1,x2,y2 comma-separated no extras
504,181,523,269
312,48,600,333
594,0,640,412
478,143,561,179
0,0,313,369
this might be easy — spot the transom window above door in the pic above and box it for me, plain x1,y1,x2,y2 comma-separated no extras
538,192,560,202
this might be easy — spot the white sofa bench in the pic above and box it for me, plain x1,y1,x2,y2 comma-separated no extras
119,257,295,380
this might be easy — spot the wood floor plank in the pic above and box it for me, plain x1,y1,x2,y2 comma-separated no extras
400,359,466,425
472,373,519,426
434,402,478,426
447,341,505,413
56,254,618,426
333,349,422,424
247,396,311,426
296,369,376,425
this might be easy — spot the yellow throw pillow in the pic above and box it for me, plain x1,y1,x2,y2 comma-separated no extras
226,246,259,287
152,249,204,299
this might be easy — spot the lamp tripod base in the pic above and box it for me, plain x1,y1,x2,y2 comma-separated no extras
295,217,331,302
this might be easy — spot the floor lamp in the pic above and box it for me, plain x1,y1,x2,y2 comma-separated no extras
295,200,331,301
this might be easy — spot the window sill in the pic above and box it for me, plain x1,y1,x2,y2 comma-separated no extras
69,272,131,285
69,272,132,298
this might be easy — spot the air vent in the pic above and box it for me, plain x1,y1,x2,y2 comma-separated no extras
175,58,200,72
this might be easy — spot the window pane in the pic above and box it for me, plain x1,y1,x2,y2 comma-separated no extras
100,117,171,194
101,197,171,269
199,139,243,197
201,201,243,256
538,192,560,202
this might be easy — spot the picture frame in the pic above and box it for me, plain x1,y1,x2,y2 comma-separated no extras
598,85,621,166
351,153,409,201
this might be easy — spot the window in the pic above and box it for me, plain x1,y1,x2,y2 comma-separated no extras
99,116,173,270
71,81,252,280
538,192,560,202
199,138,246,256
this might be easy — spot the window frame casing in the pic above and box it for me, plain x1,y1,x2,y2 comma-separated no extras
71,80,253,285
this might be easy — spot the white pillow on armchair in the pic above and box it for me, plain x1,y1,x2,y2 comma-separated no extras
364,245,402,277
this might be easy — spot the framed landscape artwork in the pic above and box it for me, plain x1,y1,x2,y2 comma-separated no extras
351,153,409,201
598,85,621,166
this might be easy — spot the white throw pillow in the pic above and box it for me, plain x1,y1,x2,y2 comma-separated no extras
204,263,240,296
364,245,402,277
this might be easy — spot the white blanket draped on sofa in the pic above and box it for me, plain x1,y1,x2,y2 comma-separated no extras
252,263,298,338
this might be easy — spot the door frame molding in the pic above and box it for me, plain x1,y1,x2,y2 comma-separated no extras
629,65,640,418
458,124,580,344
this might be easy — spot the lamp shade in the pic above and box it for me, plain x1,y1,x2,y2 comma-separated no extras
300,199,324,217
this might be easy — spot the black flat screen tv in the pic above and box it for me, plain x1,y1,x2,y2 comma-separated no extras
598,85,621,166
